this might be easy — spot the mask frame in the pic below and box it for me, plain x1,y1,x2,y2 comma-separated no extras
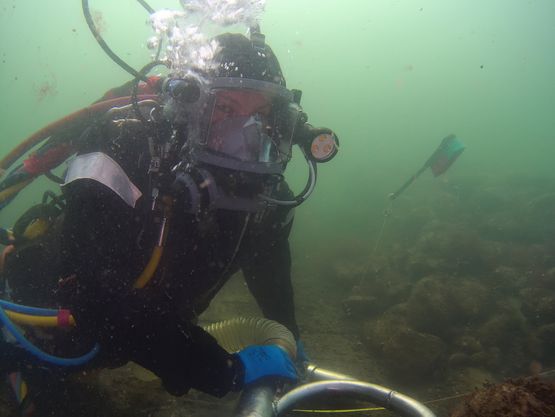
187,77,303,175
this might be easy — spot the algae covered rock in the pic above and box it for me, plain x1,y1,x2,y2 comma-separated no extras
520,287,555,325
342,294,382,318
332,258,369,287
476,300,528,348
362,305,447,381
450,377,555,417
406,276,489,336
544,267,555,290
446,367,495,394
409,224,491,275
536,323,555,349
343,268,412,319
486,265,527,294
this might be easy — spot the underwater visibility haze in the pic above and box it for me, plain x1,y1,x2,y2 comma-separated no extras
1,0,555,416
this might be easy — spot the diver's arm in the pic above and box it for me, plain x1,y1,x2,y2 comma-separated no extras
59,179,238,396
242,215,300,339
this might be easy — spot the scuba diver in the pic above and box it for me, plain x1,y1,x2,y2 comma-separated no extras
0,26,339,415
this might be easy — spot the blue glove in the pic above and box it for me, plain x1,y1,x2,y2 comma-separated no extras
236,345,297,386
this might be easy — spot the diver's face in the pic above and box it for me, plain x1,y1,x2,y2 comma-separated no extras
205,89,276,165
211,89,272,124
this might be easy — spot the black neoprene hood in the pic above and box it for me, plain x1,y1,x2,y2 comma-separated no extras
213,33,286,86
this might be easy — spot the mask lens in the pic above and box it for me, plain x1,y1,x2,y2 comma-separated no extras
195,80,298,175
206,89,278,163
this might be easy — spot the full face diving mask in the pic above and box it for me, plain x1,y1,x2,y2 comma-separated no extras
190,77,301,175
164,75,339,209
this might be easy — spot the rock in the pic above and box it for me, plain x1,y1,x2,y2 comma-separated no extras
543,268,555,290
343,267,412,319
451,280,490,320
406,276,454,335
406,276,489,336
453,334,482,355
410,224,491,275
342,295,381,318
469,347,502,370
477,300,527,348
384,327,447,381
362,306,447,381
362,304,408,353
332,259,369,287
362,269,412,309
446,367,495,394
448,352,472,368
478,211,529,243
520,288,555,324
537,323,555,348
486,266,527,294
450,377,555,417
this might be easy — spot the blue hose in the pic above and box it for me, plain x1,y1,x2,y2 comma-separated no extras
0,306,99,367
0,299,58,316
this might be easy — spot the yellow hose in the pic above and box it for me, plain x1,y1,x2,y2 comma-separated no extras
6,310,76,327
133,203,171,289
22,218,50,240
203,317,297,359
133,245,163,289
0,179,33,205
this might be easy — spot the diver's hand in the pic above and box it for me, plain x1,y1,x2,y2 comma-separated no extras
235,345,297,387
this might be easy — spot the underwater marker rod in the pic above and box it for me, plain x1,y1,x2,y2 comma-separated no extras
356,197,393,288
389,134,465,201
81,0,148,81
388,164,428,201
359,135,466,285
136,0,155,14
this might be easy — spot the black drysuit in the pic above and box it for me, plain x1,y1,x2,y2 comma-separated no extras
56,122,299,396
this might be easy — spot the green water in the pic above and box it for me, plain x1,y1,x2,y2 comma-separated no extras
1,1,555,415
1,0,554,238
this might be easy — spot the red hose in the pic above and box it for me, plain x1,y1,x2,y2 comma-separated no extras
0,94,159,172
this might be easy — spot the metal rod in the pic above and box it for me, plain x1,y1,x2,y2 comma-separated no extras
305,364,355,381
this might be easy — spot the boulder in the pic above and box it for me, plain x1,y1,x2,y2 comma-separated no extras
520,288,555,324
477,300,528,348
406,276,489,336
409,224,491,275
362,305,447,381
537,323,555,349
450,377,555,417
